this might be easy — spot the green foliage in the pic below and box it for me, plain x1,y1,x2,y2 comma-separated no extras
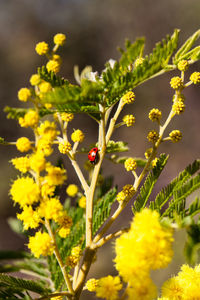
106,140,129,153
0,273,49,296
132,154,168,213
173,29,200,63
108,154,147,167
0,137,7,145
184,221,200,265
7,218,25,237
38,66,69,87
4,106,28,120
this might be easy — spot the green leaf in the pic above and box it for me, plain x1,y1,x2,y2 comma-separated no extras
38,66,69,87
0,273,49,295
132,154,168,213
184,222,200,264
173,29,200,63
0,137,7,145
106,140,129,153
187,197,200,217
4,106,28,120
7,218,24,236
153,159,200,213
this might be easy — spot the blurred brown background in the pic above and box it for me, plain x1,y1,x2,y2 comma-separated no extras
0,0,199,298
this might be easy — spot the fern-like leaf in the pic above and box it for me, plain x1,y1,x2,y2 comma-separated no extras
132,154,168,213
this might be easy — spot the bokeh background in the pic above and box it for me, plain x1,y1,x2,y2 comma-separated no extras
0,0,199,298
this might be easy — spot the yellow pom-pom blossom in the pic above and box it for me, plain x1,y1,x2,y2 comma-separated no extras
149,108,162,122
37,121,58,142
177,60,189,72
147,130,159,143
116,184,135,202
28,231,54,258
95,276,122,300
45,165,67,186
71,129,85,143
16,137,31,152
124,157,137,171
61,112,74,122
121,91,135,104
123,114,135,127
41,182,55,199
79,196,86,208
52,54,62,64
35,42,49,55
169,130,182,142
54,33,66,46
114,208,174,286
172,100,185,115
46,60,60,73
58,141,72,154
39,81,52,93
38,198,63,222
37,138,53,157
126,276,157,300
86,278,99,292
58,227,70,238
18,88,31,102
66,246,82,268
30,74,41,86
161,277,183,300
10,177,40,207
30,152,46,173
66,184,78,197
170,76,183,90
11,156,30,173
17,205,41,230
152,157,158,168
190,71,200,84
116,190,127,202
19,110,39,128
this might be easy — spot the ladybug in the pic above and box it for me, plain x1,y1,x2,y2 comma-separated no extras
88,147,99,165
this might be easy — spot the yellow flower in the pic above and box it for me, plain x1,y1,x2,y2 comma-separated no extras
124,157,137,171
45,165,67,186
127,277,157,300
30,152,46,173
115,209,174,285
170,76,183,90
10,177,40,207
61,113,74,122
177,60,189,72
30,74,41,86
16,137,31,152
169,130,182,142
38,198,63,222
28,231,54,258
35,42,49,55
37,138,53,157
52,54,62,64
66,246,82,268
144,148,153,159
79,196,86,208
37,121,58,141
66,184,78,197
58,141,72,154
71,129,85,143
117,184,135,202
57,213,73,228
11,156,30,173
17,205,41,230
149,108,162,122
46,60,60,73
86,278,99,292
95,276,122,300
172,101,185,115
190,71,200,84
54,33,66,46
161,277,183,300
39,82,52,93
135,57,144,67
116,190,127,202
121,91,135,104
18,88,31,102
58,227,70,238
41,182,55,199
19,110,39,128
147,130,159,143
123,114,135,127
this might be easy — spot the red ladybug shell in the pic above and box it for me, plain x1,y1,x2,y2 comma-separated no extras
88,147,99,164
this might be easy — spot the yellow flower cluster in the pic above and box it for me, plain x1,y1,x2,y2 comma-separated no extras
28,231,54,258
11,156,30,173
172,99,185,115
116,184,135,202
79,196,86,208
46,60,60,73
35,42,49,55
17,205,41,230
115,209,173,291
18,88,31,102
61,112,74,122
149,108,162,122
66,246,82,268
66,184,78,197
135,57,144,67
170,76,184,90
54,33,66,46
169,130,182,142
86,278,99,292
147,130,159,143
177,60,189,72
123,114,135,127
144,147,153,159
45,165,67,186
38,198,63,221
161,264,200,299
58,141,72,154
121,91,135,104
95,276,122,300
30,74,41,86
124,157,137,171
57,213,73,238
19,110,39,128
190,71,200,84
71,129,85,143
